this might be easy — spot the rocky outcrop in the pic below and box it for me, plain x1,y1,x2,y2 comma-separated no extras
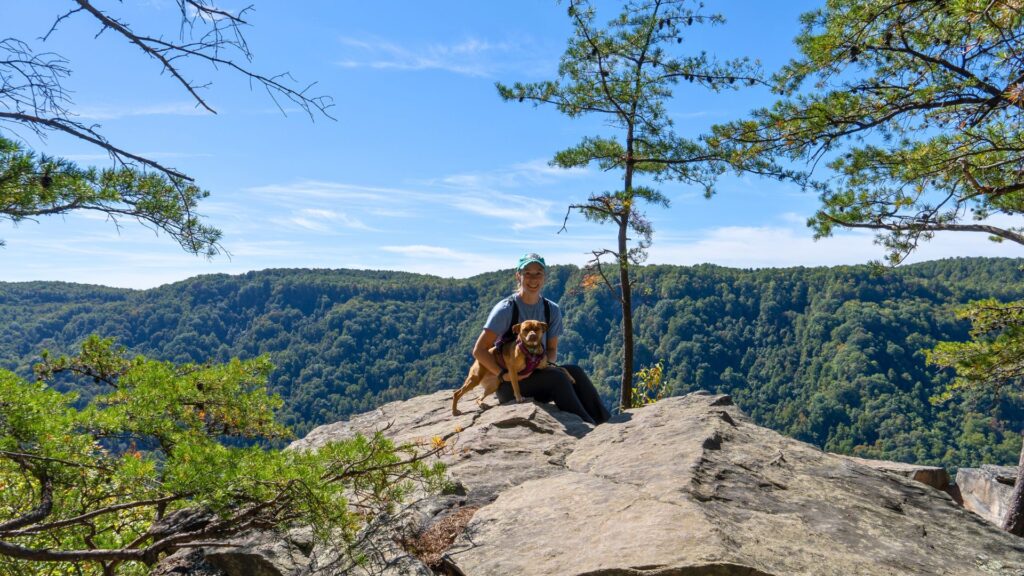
202,528,314,576
957,465,1019,528
290,390,591,505
836,455,950,491
156,390,1024,576
150,548,226,576
446,392,1024,576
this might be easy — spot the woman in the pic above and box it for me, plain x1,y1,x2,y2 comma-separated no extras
472,253,610,425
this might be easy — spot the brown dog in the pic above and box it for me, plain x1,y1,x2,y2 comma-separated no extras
452,320,550,416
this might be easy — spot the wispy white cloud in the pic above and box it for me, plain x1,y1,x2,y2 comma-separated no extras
671,110,713,120
413,159,588,228
778,212,809,225
647,219,1023,269
434,159,588,190
648,225,875,268
246,170,569,230
223,240,304,258
447,194,557,230
186,3,236,23
75,102,212,121
368,208,418,218
381,245,463,258
273,208,377,233
510,159,589,180
285,217,329,232
379,245,508,277
335,35,528,77
247,180,397,203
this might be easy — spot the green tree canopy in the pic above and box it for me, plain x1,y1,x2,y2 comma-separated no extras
712,0,1024,264
0,137,221,255
1,2,334,254
928,299,1024,534
0,336,445,575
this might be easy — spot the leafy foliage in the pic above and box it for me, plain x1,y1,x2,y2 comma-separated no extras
708,0,1024,532
631,361,670,408
0,336,446,575
0,136,222,255
927,298,1024,534
1,2,333,255
712,0,1024,265
1,260,1023,472
929,299,1024,405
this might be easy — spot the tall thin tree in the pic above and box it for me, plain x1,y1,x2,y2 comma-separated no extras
498,0,758,410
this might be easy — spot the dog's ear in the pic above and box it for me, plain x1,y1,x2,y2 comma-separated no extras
512,322,522,334
538,322,548,332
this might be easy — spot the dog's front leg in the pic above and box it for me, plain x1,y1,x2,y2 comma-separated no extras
509,364,524,403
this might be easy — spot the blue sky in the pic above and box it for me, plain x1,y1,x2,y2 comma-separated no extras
1,0,1017,289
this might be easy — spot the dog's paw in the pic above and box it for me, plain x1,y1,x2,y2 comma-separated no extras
515,396,526,403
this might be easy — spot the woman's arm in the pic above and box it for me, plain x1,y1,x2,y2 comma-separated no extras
472,328,503,376
546,336,558,364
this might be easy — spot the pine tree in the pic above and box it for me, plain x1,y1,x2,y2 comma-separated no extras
498,0,758,409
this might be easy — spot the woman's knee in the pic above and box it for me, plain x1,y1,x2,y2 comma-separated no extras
562,364,589,384
545,374,581,404
544,368,574,388
563,364,584,377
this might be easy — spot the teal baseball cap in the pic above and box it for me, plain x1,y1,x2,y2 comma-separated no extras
517,253,546,271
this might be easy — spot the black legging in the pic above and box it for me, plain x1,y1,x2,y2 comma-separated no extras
495,364,610,425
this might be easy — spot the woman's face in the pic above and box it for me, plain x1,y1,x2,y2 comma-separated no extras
518,263,545,294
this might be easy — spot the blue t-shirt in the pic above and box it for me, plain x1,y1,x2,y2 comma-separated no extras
483,294,563,350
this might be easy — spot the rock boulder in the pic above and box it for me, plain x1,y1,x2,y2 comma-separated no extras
835,455,950,491
957,465,1019,528
446,392,1024,575
157,390,1024,576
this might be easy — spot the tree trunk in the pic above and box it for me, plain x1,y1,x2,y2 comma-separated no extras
1002,432,1024,536
618,215,633,411
618,151,635,411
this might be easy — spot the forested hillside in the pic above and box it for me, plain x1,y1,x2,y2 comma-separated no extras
2,258,1022,470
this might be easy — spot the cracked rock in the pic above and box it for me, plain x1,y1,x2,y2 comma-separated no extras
164,390,1024,576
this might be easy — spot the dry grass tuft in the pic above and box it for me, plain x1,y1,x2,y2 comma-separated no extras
401,505,479,569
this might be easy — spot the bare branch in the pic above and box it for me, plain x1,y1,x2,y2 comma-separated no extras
0,111,190,180
73,0,216,113
0,450,109,472
825,214,1024,245
2,1,333,191
1,496,182,537
0,540,144,564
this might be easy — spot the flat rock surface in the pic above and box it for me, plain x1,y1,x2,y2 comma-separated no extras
291,389,591,503
444,392,1024,576
269,391,1024,575
836,455,950,491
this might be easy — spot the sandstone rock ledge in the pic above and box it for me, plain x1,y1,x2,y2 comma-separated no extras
166,390,1024,576
957,465,1019,528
